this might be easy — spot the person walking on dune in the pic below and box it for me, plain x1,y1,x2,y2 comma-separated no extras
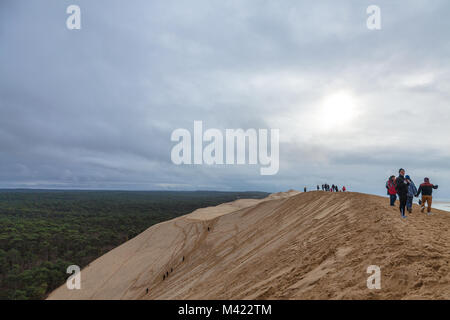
386,175,397,206
342,186,346,192
405,175,417,214
416,177,439,214
396,169,410,218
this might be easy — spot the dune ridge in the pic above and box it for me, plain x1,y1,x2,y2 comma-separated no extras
48,190,450,300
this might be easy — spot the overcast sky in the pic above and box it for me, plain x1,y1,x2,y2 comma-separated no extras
1,0,450,197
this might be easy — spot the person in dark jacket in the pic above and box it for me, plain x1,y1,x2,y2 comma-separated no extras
416,177,438,214
386,175,397,206
405,175,417,213
396,168,410,218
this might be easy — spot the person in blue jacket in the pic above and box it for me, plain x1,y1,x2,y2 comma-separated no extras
405,175,417,213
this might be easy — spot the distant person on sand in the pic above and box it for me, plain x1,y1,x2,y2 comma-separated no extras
405,175,417,213
317,185,320,191
304,187,307,192
386,175,397,206
342,186,346,192
416,177,439,214
395,168,410,218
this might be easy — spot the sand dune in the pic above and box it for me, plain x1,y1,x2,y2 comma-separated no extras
48,191,450,300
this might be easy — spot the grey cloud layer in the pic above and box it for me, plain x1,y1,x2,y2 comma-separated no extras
1,0,449,197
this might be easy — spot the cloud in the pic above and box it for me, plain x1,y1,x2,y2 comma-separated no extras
1,0,450,198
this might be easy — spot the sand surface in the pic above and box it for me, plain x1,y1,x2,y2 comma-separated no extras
48,190,450,300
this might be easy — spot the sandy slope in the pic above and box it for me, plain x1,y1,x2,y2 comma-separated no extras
48,190,450,300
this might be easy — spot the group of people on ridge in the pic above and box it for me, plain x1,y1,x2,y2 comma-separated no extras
320,184,346,192
386,168,438,219
303,184,346,192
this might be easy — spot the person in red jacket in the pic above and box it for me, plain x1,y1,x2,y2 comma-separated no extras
386,175,397,206
342,186,346,192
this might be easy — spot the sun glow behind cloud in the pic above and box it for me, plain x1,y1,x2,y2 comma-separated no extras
316,91,359,132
